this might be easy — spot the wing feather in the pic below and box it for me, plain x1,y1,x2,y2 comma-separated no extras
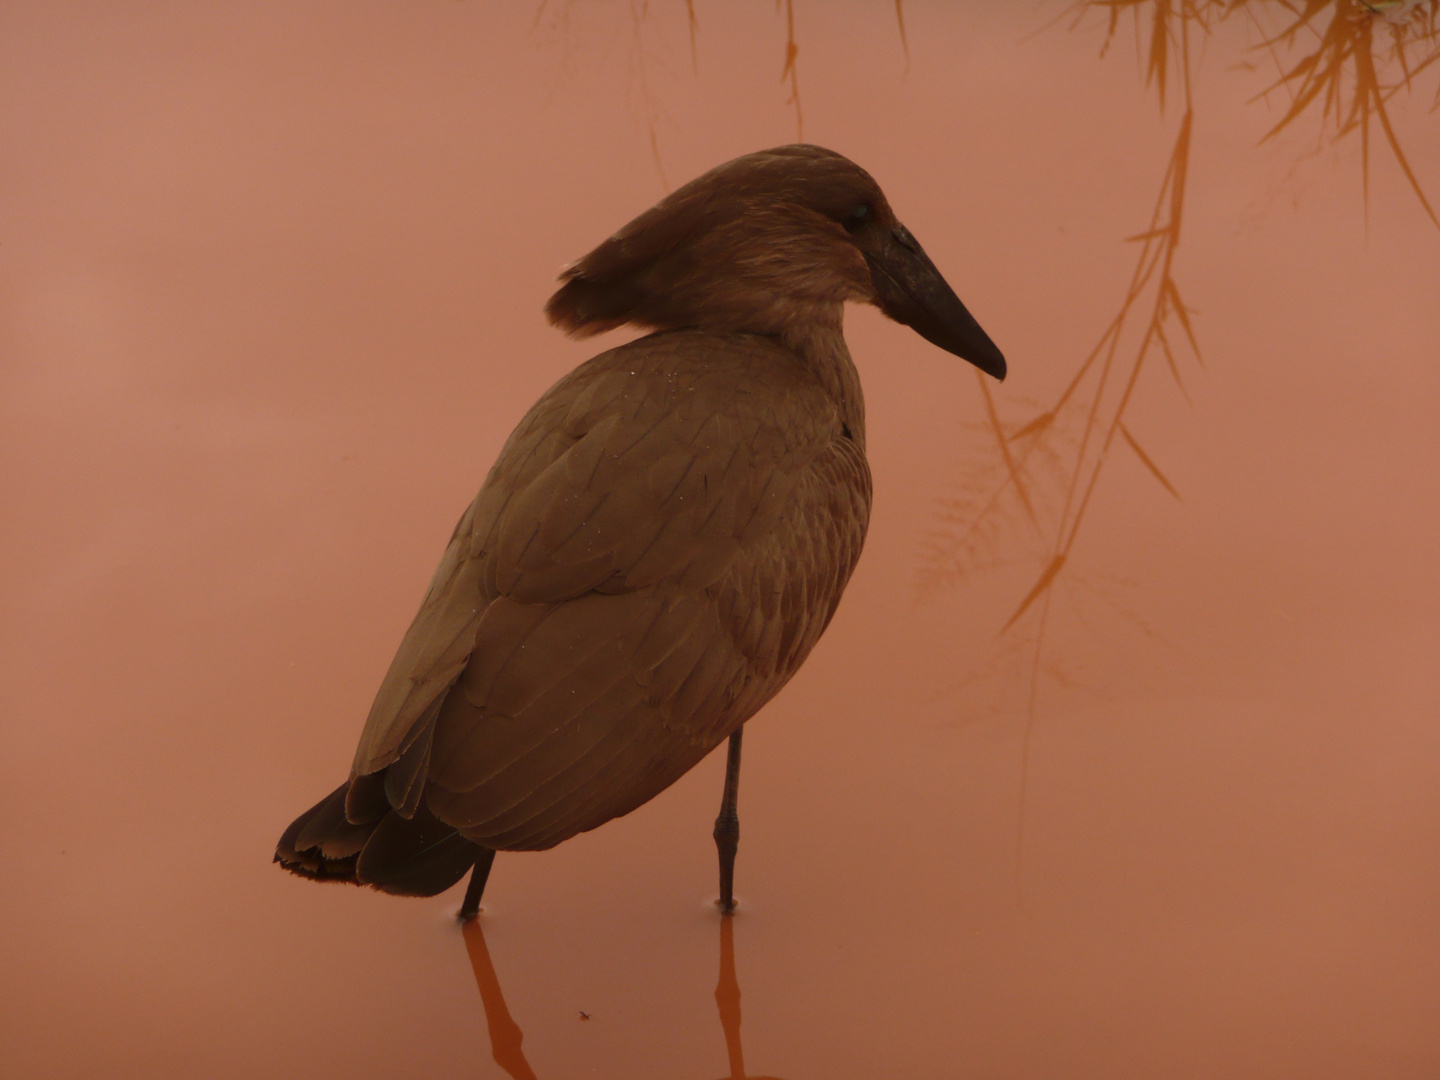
344,330,871,851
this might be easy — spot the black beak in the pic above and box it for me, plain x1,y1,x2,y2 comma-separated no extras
865,225,1006,380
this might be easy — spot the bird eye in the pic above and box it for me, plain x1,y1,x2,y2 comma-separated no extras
842,204,870,233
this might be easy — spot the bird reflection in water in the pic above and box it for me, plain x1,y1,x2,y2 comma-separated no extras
711,916,785,1080
461,919,538,1080
461,916,784,1080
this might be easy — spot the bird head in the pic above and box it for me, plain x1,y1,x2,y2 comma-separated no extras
545,144,1005,380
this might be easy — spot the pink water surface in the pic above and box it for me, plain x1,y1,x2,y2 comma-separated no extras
2,3,1438,1078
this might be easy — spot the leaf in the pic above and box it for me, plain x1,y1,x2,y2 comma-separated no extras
1008,410,1056,442
1152,320,1192,403
685,0,699,72
1355,21,1440,229
1002,554,1067,632
1164,277,1201,363
1124,225,1174,243
894,0,910,67
1119,422,1181,499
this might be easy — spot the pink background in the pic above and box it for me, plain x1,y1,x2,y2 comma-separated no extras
3,3,1437,1077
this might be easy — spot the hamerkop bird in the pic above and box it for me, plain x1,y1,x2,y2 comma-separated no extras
275,144,1006,917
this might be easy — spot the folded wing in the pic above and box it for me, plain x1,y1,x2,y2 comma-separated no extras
348,330,871,850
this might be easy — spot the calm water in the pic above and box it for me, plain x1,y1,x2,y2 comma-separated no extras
3,3,1438,1077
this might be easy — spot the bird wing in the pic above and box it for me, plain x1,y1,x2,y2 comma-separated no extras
348,330,869,848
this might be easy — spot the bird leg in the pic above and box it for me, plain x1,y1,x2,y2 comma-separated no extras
459,847,497,920
713,726,744,915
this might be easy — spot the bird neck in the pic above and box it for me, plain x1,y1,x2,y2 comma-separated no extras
773,308,867,450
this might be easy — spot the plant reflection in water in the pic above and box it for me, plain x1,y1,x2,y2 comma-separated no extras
462,916,785,1080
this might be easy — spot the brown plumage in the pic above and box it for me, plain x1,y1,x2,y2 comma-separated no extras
275,144,1005,908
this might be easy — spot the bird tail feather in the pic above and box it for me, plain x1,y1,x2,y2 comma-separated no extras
275,780,484,898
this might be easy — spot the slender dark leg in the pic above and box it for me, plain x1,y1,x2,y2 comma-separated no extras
459,847,496,920
713,726,743,915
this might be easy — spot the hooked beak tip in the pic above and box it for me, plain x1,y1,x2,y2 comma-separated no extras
975,345,1007,382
